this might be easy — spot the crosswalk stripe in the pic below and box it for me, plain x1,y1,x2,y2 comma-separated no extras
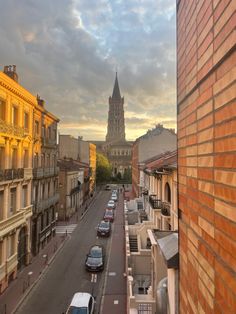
55,224,77,234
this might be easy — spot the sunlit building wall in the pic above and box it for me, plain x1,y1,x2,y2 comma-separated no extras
0,66,34,293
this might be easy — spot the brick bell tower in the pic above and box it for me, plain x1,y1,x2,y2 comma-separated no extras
106,72,126,142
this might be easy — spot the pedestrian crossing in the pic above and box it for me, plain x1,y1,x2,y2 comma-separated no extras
55,224,77,234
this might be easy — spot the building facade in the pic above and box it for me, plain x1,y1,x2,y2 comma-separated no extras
126,150,178,313
31,96,59,256
132,124,177,198
57,159,87,220
177,0,236,313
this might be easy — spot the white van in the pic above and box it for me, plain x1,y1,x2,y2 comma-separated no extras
66,292,95,314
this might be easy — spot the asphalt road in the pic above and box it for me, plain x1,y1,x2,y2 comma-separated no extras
15,190,114,314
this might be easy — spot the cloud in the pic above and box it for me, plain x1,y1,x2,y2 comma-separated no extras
0,0,176,141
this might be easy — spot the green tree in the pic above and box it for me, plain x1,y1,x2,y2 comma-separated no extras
96,153,112,184
123,167,132,183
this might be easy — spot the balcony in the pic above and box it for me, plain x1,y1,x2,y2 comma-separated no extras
33,167,59,179
149,195,162,209
41,137,57,147
161,202,171,216
33,168,44,179
70,185,81,195
0,168,24,182
0,119,25,138
33,193,59,213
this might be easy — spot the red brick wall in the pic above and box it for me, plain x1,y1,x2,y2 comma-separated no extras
177,0,236,313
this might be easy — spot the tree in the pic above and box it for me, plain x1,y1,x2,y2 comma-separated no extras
96,153,112,184
123,167,132,183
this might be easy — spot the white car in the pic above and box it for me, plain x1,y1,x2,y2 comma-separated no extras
111,194,118,202
66,292,95,314
107,200,115,209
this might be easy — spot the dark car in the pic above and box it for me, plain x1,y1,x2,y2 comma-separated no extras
105,184,111,190
103,209,114,222
85,245,104,272
97,220,111,237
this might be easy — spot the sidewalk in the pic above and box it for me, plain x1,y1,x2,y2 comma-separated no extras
0,193,98,314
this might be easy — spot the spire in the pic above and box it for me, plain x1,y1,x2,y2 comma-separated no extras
112,72,121,99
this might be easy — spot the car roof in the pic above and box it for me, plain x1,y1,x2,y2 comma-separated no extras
70,292,92,307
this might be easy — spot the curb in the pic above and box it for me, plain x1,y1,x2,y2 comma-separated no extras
13,236,69,314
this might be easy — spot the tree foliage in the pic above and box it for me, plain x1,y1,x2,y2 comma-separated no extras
96,153,112,183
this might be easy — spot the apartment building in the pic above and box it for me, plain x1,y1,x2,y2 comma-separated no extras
59,134,96,199
126,150,178,313
177,0,236,313
132,124,177,198
31,96,59,256
57,159,88,220
0,65,59,292
0,66,34,292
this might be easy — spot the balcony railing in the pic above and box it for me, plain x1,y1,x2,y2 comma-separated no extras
33,167,59,179
41,137,57,147
70,185,81,195
161,202,171,216
149,195,162,209
0,168,24,182
0,119,25,138
33,193,59,213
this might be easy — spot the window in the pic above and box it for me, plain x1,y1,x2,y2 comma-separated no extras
23,149,29,168
165,182,171,203
9,188,17,216
8,234,15,258
35,120,39,135
48,127,51,139
22,185,27,208
42,125,46,138
12,148,17,169
34,153,39,168
0,147,5,170
48,182,50,198
0,190,4,221
24,112,29,131
41,153,45,168
0,99,6,120
47,154,50,167
12,106,18,125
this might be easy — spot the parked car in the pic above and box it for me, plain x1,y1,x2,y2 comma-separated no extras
105,184,111,190
66,292,95,314
111,194,118,202
85,245,104,272
103,209,114,222
97,220,111,237
107,200,115,209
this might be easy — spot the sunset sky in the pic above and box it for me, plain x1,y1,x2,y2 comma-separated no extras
0,0,176,141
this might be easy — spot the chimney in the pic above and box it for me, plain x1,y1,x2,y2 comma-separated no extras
3,65,18,82
37,94,45,107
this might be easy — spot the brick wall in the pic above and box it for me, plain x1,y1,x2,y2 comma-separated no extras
177,0,236,313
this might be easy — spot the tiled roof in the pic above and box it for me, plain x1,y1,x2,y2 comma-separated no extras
57,158,89,171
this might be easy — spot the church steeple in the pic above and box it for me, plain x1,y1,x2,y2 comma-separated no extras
106,73,126,143
112,72,121,99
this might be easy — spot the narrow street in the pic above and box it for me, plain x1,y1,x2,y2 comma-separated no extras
14,189,125,314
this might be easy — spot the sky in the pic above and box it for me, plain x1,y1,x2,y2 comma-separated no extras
0,0,176,141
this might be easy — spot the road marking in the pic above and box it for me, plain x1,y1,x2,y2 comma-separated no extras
55,224,77,234
108,272,116,276
91,273,97,283
114,300,119,305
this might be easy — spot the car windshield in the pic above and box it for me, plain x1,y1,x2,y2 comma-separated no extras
68,306,87,314
99,222,108,228
90,248,102,258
